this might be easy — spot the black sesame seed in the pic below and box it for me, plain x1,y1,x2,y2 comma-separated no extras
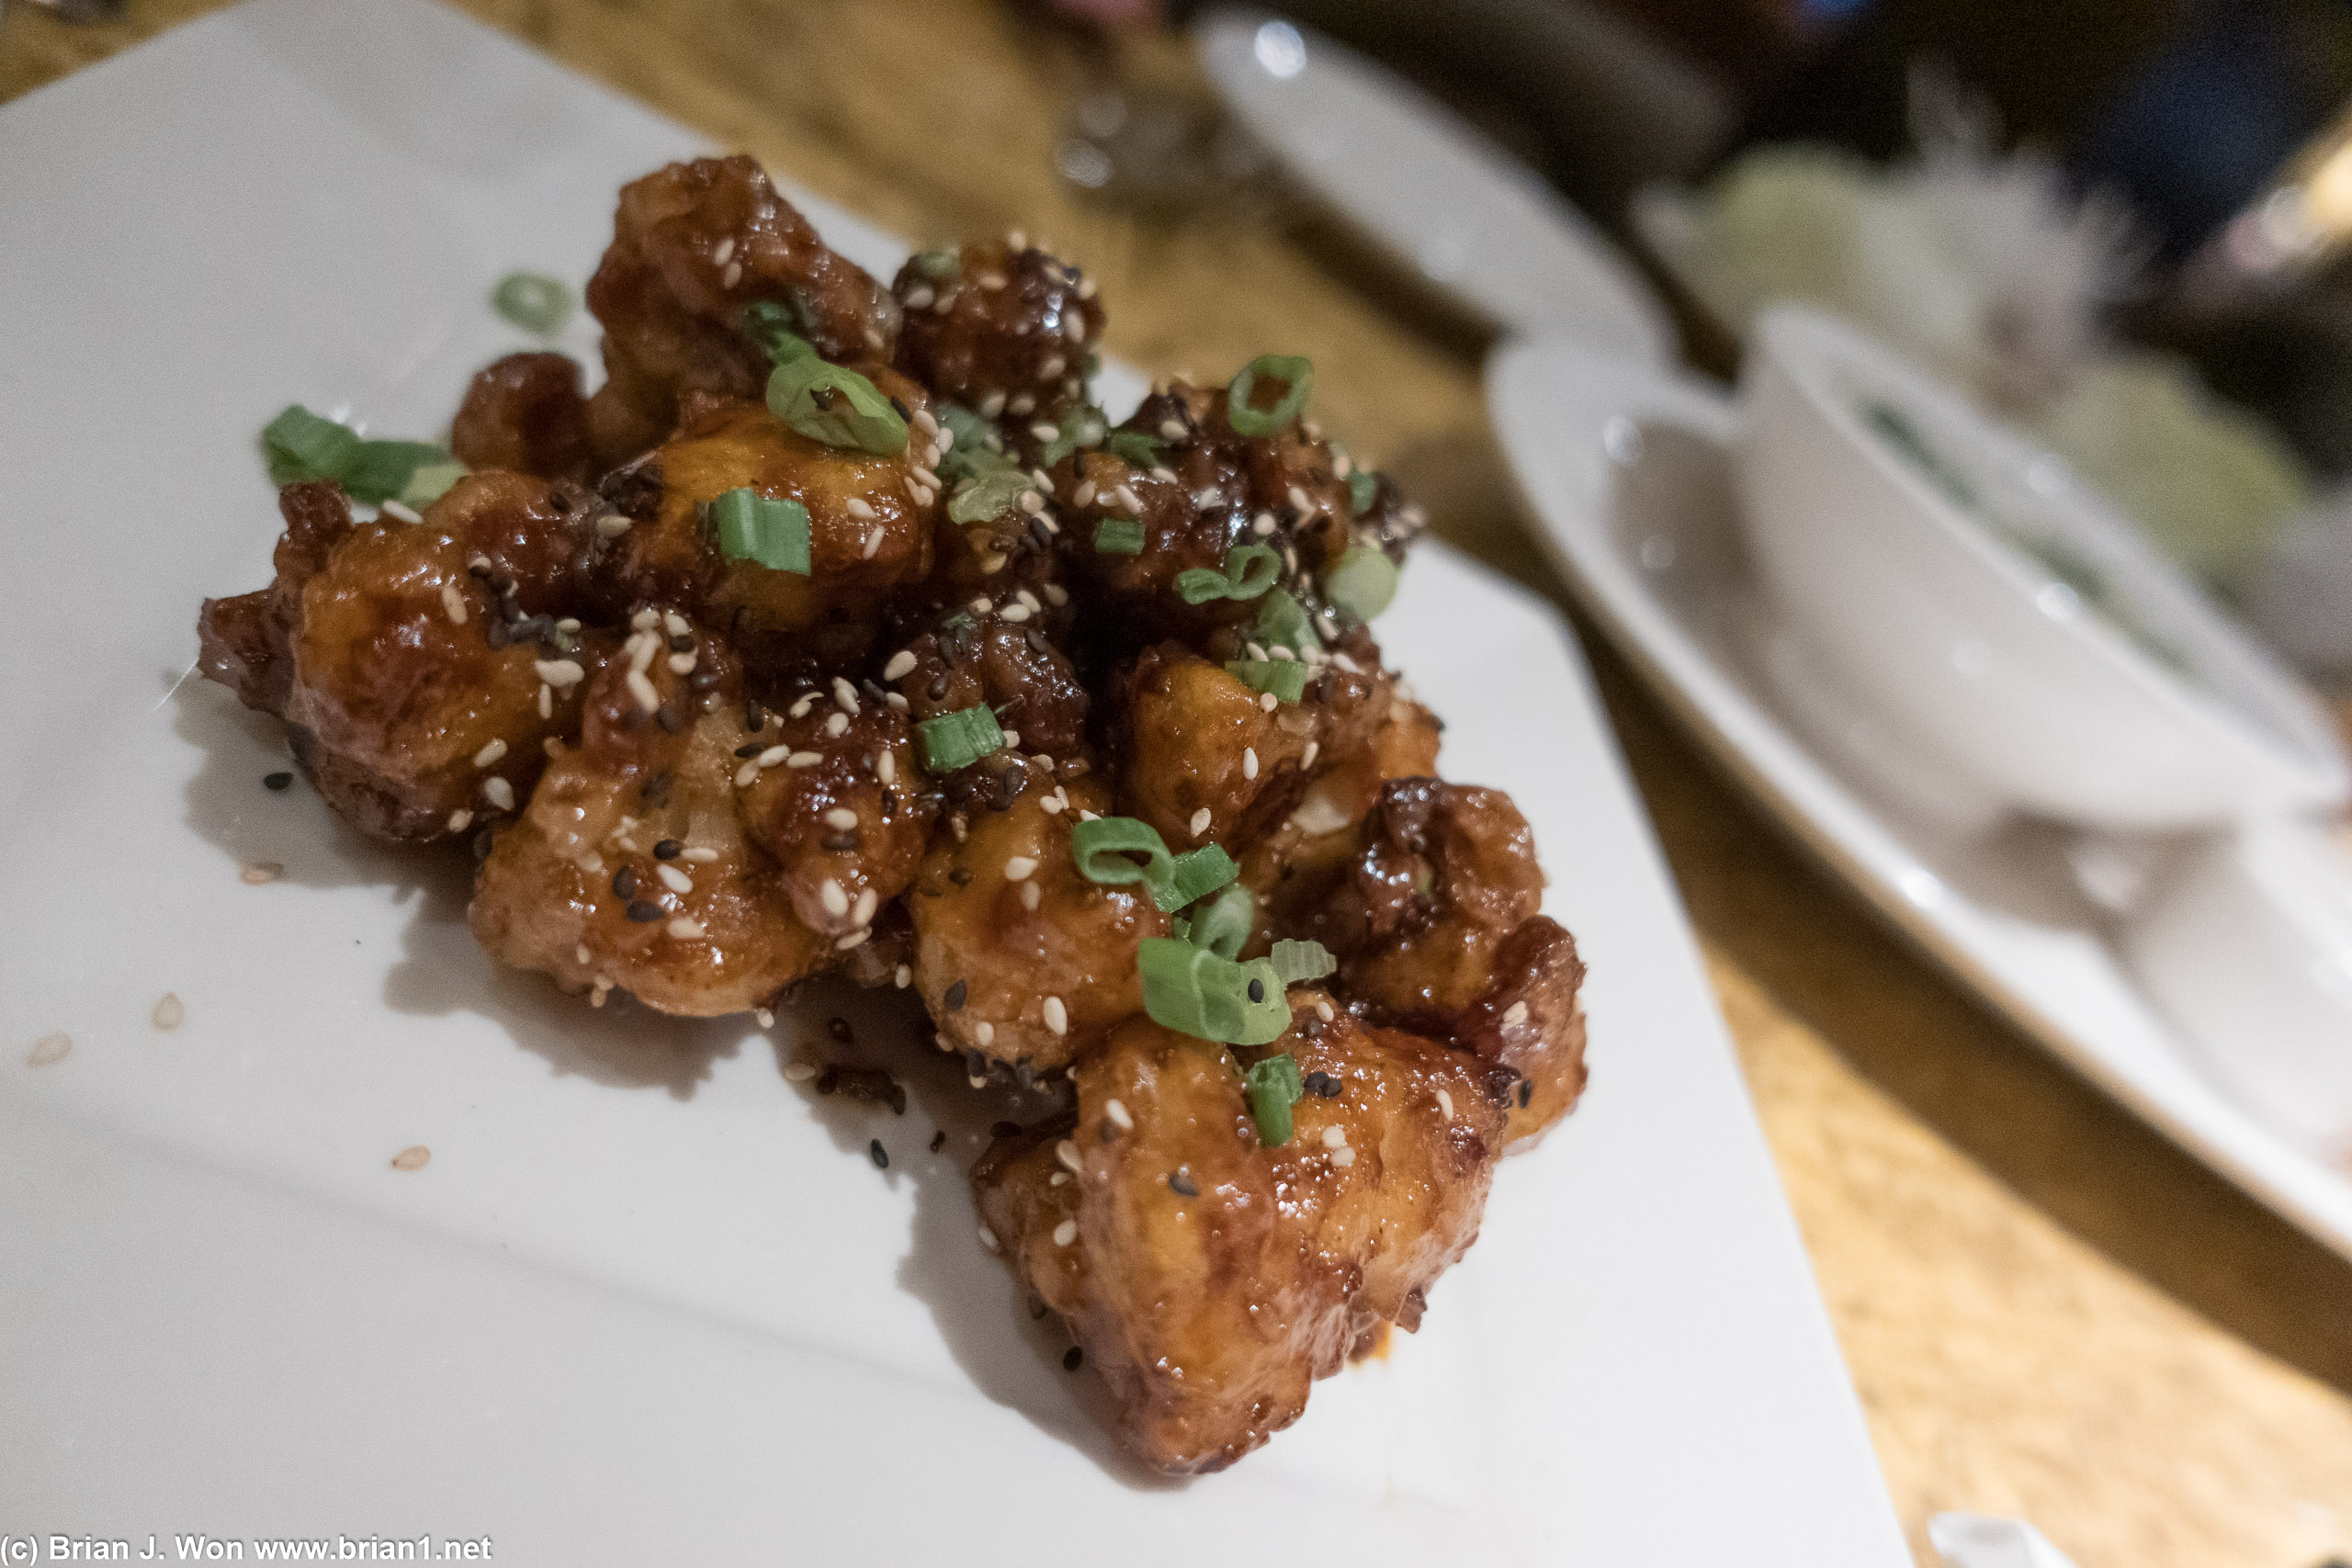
965,1048,989,1080
1029,1294,1049,1319
745,699,765,733
653,839,683,860
1169,1170,1199,1197
612,866,638,898
625,900,663,922
1517,1078,1532,1109
1246,978,1265,1004
889,395,912,421
548,491,572,515
484,620,510,649
948,867,972,886
641,773,673,807
1305,1071,1340,1099
991,1120,1022,1139
822,831,859,852
735,742,763,758
667,633,694,653
827,1017,854,1044
263,772,293,791
929,1130,946,1154
1062,1346,1083,1371
944,979,967,1010
928,673,951,700
655,705,684,734
868,1139,888,1169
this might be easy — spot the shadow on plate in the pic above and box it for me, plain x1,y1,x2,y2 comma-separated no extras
174,670,1181,1484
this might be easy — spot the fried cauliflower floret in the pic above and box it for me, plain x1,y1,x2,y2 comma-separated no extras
584,154,901,465
199,474,604,841
469,619,827,1015
198,479,354,719
450,351,595,483
587,399,937,670
883,609,1092,773
890,237,1102,429
1307,778,1587,1146
907,762,1167,1076
972,1003,1513,1473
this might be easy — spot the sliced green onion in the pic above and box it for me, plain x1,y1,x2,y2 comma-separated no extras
492,271,571,336
707,488,811,574
1103,430,1165,468
1186,882,1253,960
1269,939,1335,985
1243,1052,1306,1145
916,705,1005,772
1175,543,1281,604
1069,815,1175,892
261,406,463,508
767,358,909,456
1161,843,1238,912
1227,659,1309,705
1251,589,1315,658
911,245,961,281
1038,405,1108,468
1170,914,1193,942
1093,518,1146,555
1137,938,1289,1047
741,299,816,365
1226,355,1313,437
1347,468,1379,516
1323,545,1400,622
947,468,1033,525
935,402,1021,482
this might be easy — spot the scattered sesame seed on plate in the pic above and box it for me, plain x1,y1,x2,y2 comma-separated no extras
152,992,185,1031
28,1032,71,1067
390,1145,431,1171
240,862,283,886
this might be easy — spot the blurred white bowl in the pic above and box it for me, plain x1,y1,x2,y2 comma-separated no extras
2120,818,2352,1154
1735,304,2346,834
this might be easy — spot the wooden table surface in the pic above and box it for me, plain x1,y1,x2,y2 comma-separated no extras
10,2,2352,1562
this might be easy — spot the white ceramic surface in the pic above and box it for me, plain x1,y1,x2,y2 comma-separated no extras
1193,8,1675,362
2120,818,2352,1156
0,3,1909,1562
1487,336,2352,1259
1736,306,2346,833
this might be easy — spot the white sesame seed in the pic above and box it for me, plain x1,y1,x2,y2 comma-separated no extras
978,1224,1000,1252
683,846,719,863
152,992,185,1030
852,887,878,927
535,658,585,687
1043,995,1069,1035
1321,1125,1347,1149
1000,729,1020,750
1043,583,1069,607
825,711,850,737
883,649,917,682
1021,881,1041,910
1259,692,1278,712
970,597,993,615
1041,355,1066,379
595,512,631,538
1316,999,1335,1022
713,236,735,265
820,879,850,917
787,750,822,768
834,678,862,715
628,631,660,675
755,1007,775,1028
656,863,692,894
1243,747,1258,780
537,683,553,720
1149,466,1178,484
473,738,509,768
481,776,515,812
1503,1000,1529,1028
1053,1219,1078,1247
1077,276,1098,299
878,750,897,784
789,694,817,719
27,1032,70,1067
668,916,705,939
663,611,691,638
576,943,594,964
440,583,469,624
1038,793,1064,814
863,527,882,558
1031,423,1058,442
895,963,912,988
1004,856,1038,881
1001,602,1032,623
905,284,934,310
978,273,1007,291
633,610,661,632
785,1061,818,1082
1008,393,1035,415
1288,484,1312,513
824,807,858,830
1017,491,1045,516
668,651,696,674
1104,1097,1134,1133
1115,485,1143,515
847,497,876,520
721,260,742,288
1330,1145,1356,1168
1437,1088,1455,1121
1159,419,1186,441
975,1021,995,1046
1188,807,1211,837
1050,1170,1069,1187
1056,1139,1082,1173
979,390,1006,417
1302,740,1320,770
445,811,471,834
1072,480,1096,507
757,744,790,769
627,670,661,714
836,930,869,951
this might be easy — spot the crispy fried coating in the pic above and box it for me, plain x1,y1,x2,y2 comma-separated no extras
584,155,900,465
972,1004,1512,1472
450,351,596,483
885,613,1091,771
198,479,354,718
891,238,1102,429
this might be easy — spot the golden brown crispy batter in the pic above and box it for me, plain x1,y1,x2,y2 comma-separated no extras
907,764,1167,1076
972,1003,1513,1473
584,154,900,465
450,351,596,483
198,479,355,718
469,619,827,1015
886,614,1092,773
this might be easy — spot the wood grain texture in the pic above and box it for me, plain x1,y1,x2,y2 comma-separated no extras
8,0,2352,1562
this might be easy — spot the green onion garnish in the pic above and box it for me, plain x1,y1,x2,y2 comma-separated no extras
492,271,572,336
1226,354,1313,438
916,705,1005,772
707,488,811,574
741,299,817,365
1347,468,1379,516
1227,659,1309,705
1250,589,1316,657
1038,405,1108,468
1269,939,1336,985
1186,882,1253,960
1069,815,1175,895
261,406,465,509
934,402,1019,484
947,468,1033,525
911,245,961,281
1093,517,1145,555
1242,1052,1306,1145
767,357,909,456
1323,545,1400,622
1103,430,1165,468
1176,543,1281,604
1162,843,1238,912
1137,937,1290,1047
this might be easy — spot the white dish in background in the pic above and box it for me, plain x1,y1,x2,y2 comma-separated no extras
0,3,1907,1562
1193,8,1675,362
2119,818,2352,1156
1736,306,2346,835
1486,337,2352,1258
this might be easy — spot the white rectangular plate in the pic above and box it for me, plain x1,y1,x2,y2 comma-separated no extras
0,4,1906,1562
